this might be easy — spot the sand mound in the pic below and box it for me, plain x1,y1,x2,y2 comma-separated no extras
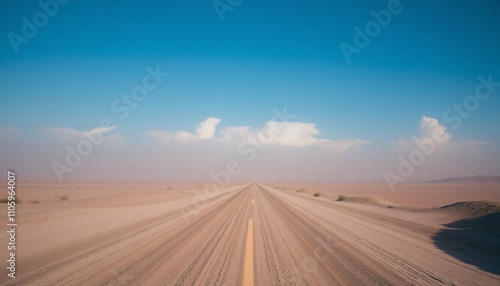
337,196,387,207
294,188,312,194
439,201,500,218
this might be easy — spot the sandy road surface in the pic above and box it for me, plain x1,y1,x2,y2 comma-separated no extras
2,183,499,285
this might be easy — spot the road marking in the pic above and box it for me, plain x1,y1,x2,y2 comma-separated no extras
252,199,254,205
243,219,254,286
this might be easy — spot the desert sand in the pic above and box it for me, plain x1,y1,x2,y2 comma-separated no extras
0,181,499,285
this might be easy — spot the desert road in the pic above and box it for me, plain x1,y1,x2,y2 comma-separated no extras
2,183,499,285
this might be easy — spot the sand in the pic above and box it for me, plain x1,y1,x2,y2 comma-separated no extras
0,181,499,285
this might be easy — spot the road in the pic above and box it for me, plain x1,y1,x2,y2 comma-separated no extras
4,183,500,285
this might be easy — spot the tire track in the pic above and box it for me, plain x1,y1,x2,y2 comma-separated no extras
259,185,396,285
4,185,248,286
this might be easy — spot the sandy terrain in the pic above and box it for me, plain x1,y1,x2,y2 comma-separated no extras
276,183,500,208
0,182,499,285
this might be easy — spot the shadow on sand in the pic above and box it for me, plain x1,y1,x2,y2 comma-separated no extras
432,213,500,275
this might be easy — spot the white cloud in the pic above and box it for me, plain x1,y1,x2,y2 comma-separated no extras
41,126,118,143
196,117,221,139
145,130,173,144
417,116,452,144
395,116,487,153
315,139,371,153
221,121,369,152
146,117,222,143
220,126,252,141
260,121,319,147
147,117,369,152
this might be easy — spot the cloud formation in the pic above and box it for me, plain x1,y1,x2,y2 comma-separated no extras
196,117,221,139
147,117,369,152
418,116,452,144
221,121,369,152
146,117,222,143
396,116,487,154
41,126,119,143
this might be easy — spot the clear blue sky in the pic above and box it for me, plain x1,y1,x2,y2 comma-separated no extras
1,0,499,182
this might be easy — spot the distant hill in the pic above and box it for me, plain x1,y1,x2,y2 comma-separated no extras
425,176,500,184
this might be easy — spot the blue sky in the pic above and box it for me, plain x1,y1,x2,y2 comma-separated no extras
1,0,500,183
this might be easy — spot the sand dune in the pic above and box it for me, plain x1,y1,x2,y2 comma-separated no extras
438,201,500,218
335,196,389,207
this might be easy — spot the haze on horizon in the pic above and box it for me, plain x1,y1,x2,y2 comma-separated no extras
1,0,500,184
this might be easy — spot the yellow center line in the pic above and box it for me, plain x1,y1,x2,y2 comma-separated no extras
242,219,254,286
